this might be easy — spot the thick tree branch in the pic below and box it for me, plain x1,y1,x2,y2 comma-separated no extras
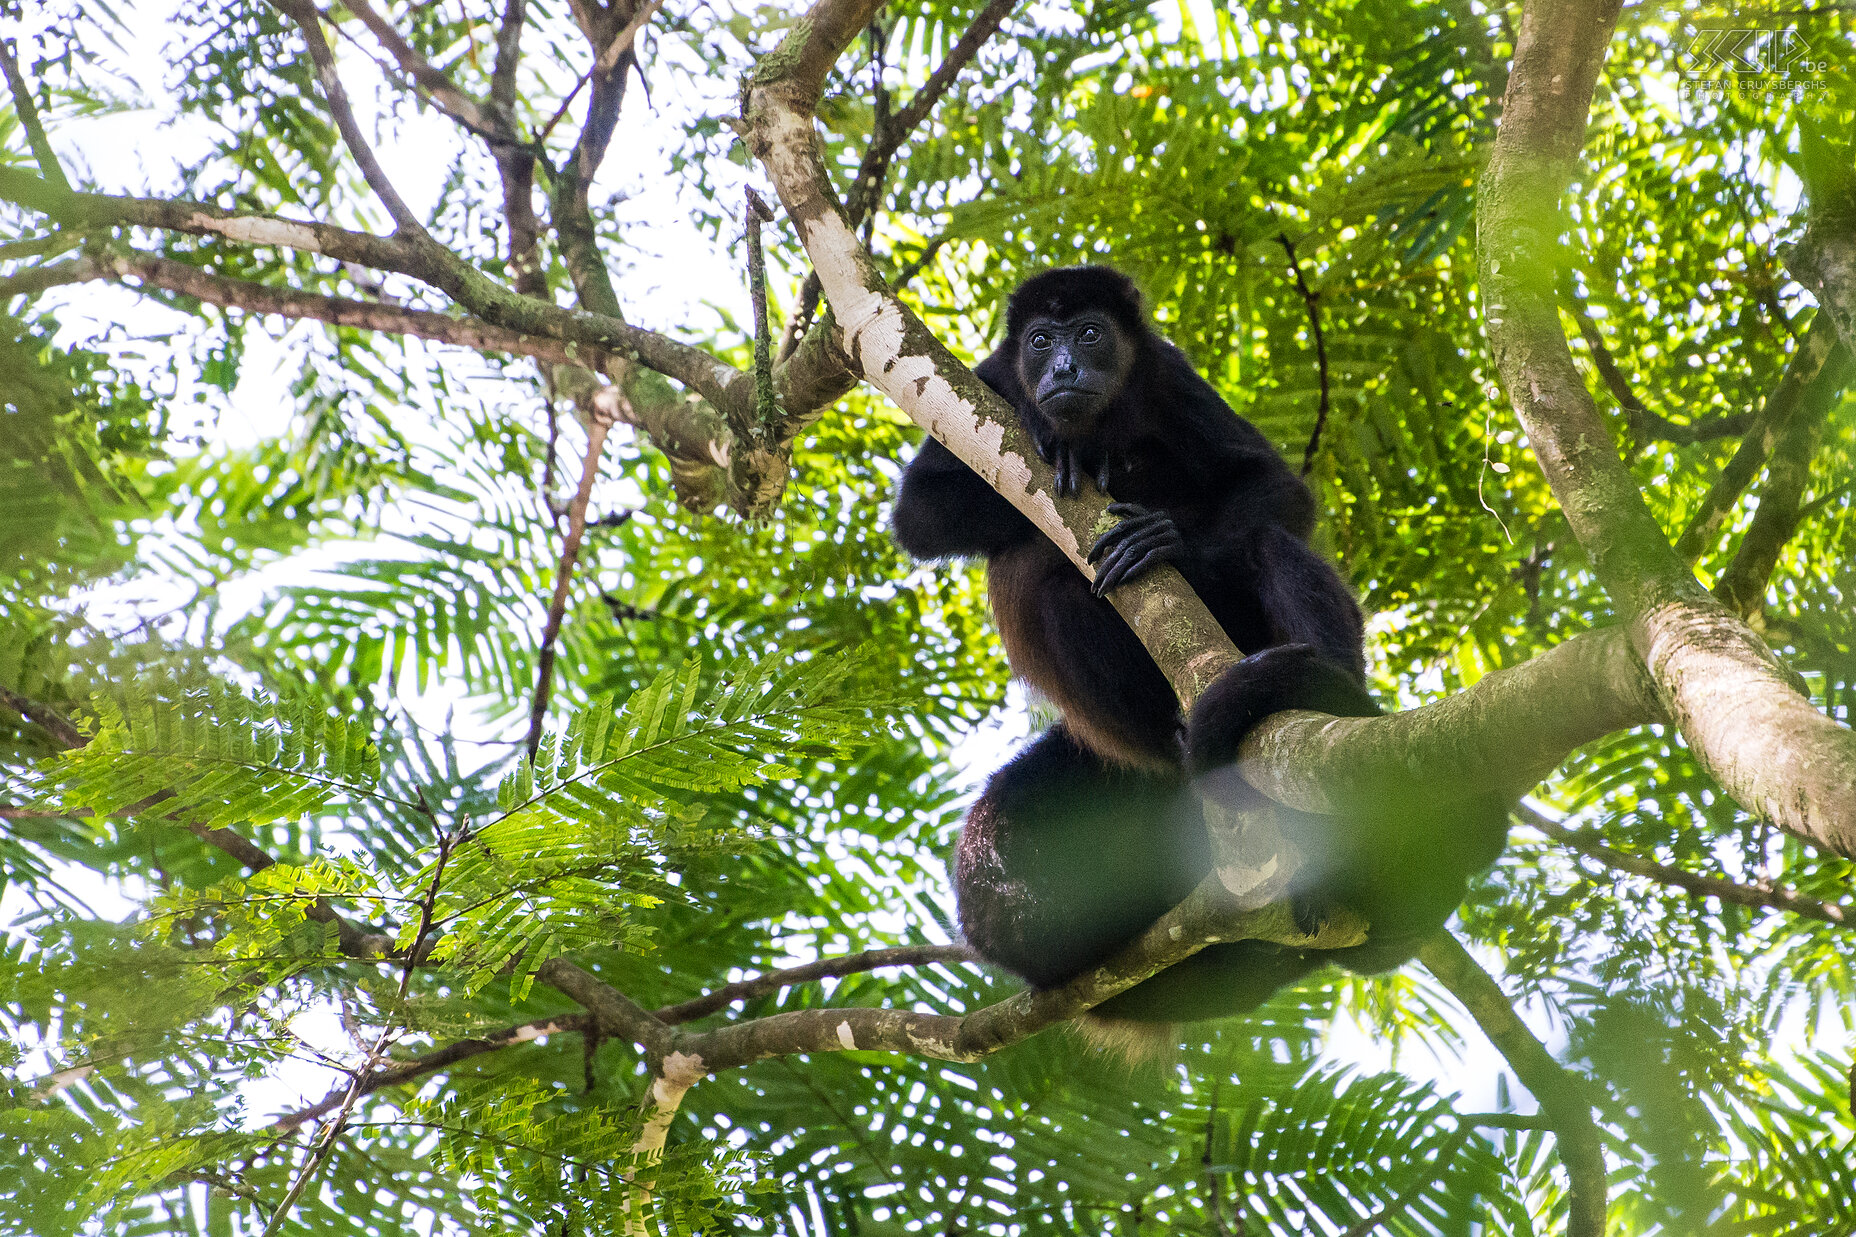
780,0,1015,358
652,943,977,1024
1419,933,1607,1237
1521,804,1849,927
1475,0,1856,855
0,40,69,192
1235,628,1660,815
1784,130,1856,357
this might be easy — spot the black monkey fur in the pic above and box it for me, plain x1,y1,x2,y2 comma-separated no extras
892,266,1510,1029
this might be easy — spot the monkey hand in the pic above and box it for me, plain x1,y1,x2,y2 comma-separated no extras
1087,503,1184,596
1031,431,1086,498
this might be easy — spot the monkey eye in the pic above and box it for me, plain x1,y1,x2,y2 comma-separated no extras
1028,332,1052,351
1079,325,1102,345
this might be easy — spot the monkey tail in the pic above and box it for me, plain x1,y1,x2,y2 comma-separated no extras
1074,1014,1179,1066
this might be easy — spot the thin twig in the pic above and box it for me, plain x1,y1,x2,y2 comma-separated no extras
1277,232,1331,477
261,827,458,1236
271,1012,592,1132
270,0,425,234
744,187,780,434
1521,803,1849,926
651,943,976,1024
535,67,591,147
525,416,613,759
0,40,69,191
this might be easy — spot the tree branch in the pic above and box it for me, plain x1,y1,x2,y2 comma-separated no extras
490,0,527,114
1784,128,1856,357
1521,803,1849,926
337,0,506,139
651,943,977,1024
1713,343,1853,616
1418,933,1607,1237
779,0,1015,358
272,1012,593,1133
0,174,757,414
1559,273,1751,447
0,684,84,749
1475,0,1856,856
1,248,762,508
1235,627,1661,815
1672,317,1839,563
0,169,855,516
1277,231,1332,476
676,879,1364,1072
0,39,69,192
270,0,425,235
525,414,614,758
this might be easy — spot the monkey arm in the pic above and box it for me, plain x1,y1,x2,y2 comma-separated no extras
891,436,1038,560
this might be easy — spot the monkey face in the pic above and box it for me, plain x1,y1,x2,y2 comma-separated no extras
1016,312,1136,438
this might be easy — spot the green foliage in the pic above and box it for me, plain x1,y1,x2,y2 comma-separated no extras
3,0,1855,1234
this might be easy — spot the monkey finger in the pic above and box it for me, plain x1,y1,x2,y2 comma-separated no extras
1087,517,1155,562
1094,543,1176,594
1090,533,1167,593
1105,502,1152,518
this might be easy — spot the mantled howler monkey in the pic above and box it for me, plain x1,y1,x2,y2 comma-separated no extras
893,266,1509,1034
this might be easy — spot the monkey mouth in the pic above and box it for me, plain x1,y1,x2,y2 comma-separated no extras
1038,385,1102,416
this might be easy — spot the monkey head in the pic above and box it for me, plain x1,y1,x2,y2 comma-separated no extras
1005,266,1148,440
1014,311,1137,436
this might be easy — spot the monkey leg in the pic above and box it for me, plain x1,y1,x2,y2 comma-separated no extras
1183,644,1380,783
986,538,1184,770
954,725,1198,990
